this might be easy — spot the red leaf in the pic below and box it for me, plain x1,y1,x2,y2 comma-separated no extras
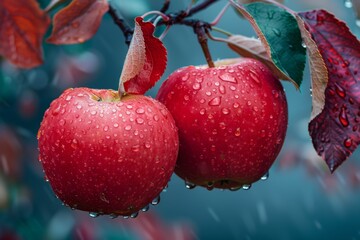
0,0,50,68
299,10,360,172
120,17,167,95
47,0,109,44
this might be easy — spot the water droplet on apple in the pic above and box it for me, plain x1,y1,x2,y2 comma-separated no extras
89,212,99,218
145,143,151,148
132,145,140,152
207,182,214,190
192,83,201,90
219,85,226,94
130,212,139,218
136,108,145,114
151,196,160,205
301,41,307,48
71,139,78,149
230,86,236,91
219,73,237,83
104,126,109,132
153,115,159,121
242,184,251,190
222,108,230,115
199,108,206,115
205,91,212,96
335,84,346,98
123,215,130,219
184,95,190,101
185,181,196,189
77,93,84,97
44,175,49,182
90,110,97,115
208,96,221,106
219,122,226,129
234,127,241,137
52,106,61,116
136,118,144,124
182,73,190,81
113,123,119,128
66,96,72,101
141,205,150,212
125,125,132,131
109,214,118,219
233,103,239,108
249,71,261,85
59,119,66,126
261,172,269,180
229,186,241,191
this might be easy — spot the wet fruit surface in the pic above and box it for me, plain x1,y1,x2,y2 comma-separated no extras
38,88,179,216
157,58,288,189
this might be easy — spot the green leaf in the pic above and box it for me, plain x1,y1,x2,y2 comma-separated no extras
233,2,306,88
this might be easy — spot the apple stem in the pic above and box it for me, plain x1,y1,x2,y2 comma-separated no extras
194,23,215,68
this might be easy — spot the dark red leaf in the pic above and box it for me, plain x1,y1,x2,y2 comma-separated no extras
299,10,360,172
0,0,50,68
120,17,167,95
47,0,109,44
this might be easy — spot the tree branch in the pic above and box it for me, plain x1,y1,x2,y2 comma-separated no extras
108,6,133,46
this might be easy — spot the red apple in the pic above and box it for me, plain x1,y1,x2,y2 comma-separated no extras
156,58,288,190
37,88,178,217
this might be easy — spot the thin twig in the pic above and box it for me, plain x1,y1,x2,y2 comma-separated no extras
160,0,171,13
108,6,134,46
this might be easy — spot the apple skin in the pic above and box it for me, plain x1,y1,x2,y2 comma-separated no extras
156,58,288,189
37,88,178,216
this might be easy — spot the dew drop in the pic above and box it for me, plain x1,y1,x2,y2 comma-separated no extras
184,95,190,101
193,83,201,90
233,102,239,108
344,138,352,148
153,115,159,121
113,123,119,128
229,186,242,191
219,73,237,83
222,108,230,115
207,182,214,190
52,106,61,116
219,85,226,94
185,181,196,189
123,216,130,219
249,71,261,85
145,143,151,149
104,125,109,132
335,84,346,98
130,212,139,218
242,184,251,190
234,127,241,137
109,214,118,219
136,118,144,124
339,107,349,127
66,96,72,101
136,108,145,114
199,108,206,115
151,196,160,205
59,119,66,126
301,41,307,48
71,139,78,149
141,205,150,212
182,73,190,81
89,212,99,218
91,110,97,115
132,145,140,152
125,125,132,131
208,96,222,106
205,91,212,96
261,172,269,181
219,122,226,129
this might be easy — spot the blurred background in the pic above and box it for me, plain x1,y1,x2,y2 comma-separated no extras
1,0,360,239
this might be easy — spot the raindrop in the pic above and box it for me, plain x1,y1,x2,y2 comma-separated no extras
52,107,61,116
185,181,196,189
104,125,109,132
344,138,352,148
66,96,72,101
145,143,151,149
242,184,251,190
208,96,222,106
71,139,78,149
335,84,346,98
272,28,281,37
249,71,261,85
141,205,150,212
44,176,49,182
233,102,239,108
339,107,349,127
344,0,353,8
205,91,212,96
136,108,145,114
153,115,159,121
219,122,226,129
229,186,242,191
123,216,130,219
89,212,99,218
207,182,214,190
126,105,133,109
219,85,226,94
222,108,230,115
234,127,241,137
219,73,237,83
125,125,132,131
184,95,190,101
193,83,201,90
132,145,140,152
130,212,139,218
182,73,190,81
113,123,119,128
301,41,307,48
109,214,118,219
199,108,206,115
59,119,66,126
261,172,269,181
91,110,97,115
136,118,144,124
151,196,160,205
